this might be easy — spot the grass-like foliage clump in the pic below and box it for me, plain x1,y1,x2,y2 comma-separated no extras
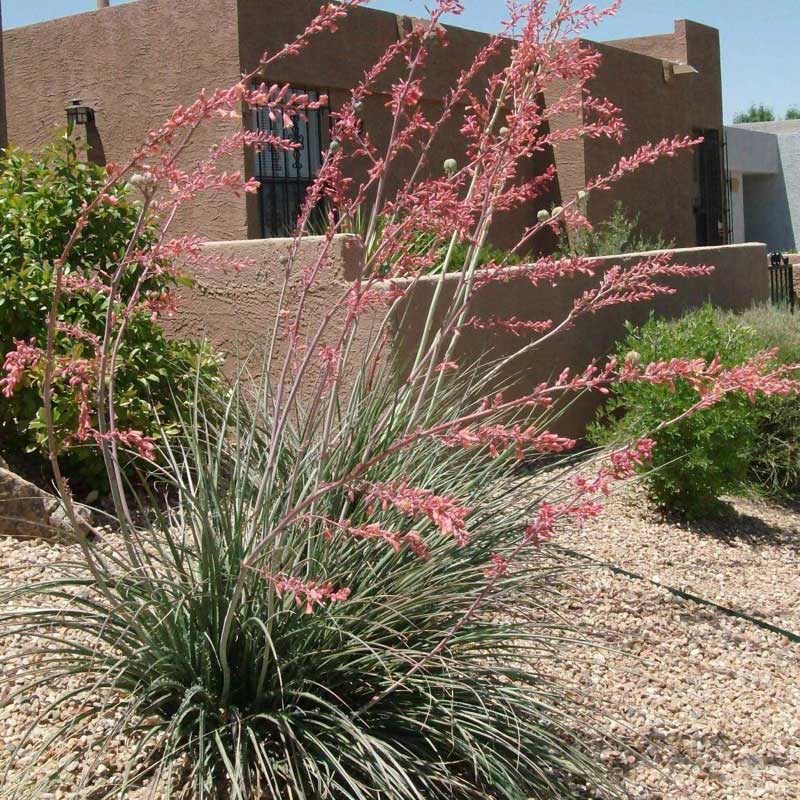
723,305,800,499
2,372,617,800
555,202,673,259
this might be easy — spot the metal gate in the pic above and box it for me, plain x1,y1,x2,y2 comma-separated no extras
253,87,329,238
693,128,725,246
769,252,796,313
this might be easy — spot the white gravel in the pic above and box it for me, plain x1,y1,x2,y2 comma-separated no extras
1,486,798,799
550,486,800,799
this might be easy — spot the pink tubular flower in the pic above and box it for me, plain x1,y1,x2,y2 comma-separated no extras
360,480,472,546
56,323,101,353
485,552,510,578
1,339,42,398
141,289,179,320
263,570,351,614
434,359,459,373
62,273,111,295
92,429,158,461
465,316,553,337
315,516,431,559
439,425,576,460
318,345,341,384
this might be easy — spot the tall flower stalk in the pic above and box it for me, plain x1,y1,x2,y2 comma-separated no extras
3,1,800,797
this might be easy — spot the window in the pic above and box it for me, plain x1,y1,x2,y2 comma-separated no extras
253,87,330,238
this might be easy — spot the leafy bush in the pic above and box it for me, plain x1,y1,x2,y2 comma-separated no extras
590,305,762,517
723,305,800,498
556,202,674,258
0,136,222,489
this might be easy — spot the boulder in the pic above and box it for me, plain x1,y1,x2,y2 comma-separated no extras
0,466,95,540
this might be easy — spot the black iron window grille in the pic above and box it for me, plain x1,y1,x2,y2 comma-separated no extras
253,87,329,238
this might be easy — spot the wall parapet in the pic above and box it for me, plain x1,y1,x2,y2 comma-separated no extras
166,238,769,436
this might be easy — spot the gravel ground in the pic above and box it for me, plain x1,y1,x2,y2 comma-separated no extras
1,487,798,799
0,536,158,800
550,486,800,799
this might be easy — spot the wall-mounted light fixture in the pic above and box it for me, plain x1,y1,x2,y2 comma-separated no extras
66,99,95,128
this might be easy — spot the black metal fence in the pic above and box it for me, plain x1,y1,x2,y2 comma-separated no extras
769,252,796,313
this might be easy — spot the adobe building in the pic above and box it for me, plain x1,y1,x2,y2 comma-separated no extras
0,5,7,152
726,120,800,252
1,0,727,252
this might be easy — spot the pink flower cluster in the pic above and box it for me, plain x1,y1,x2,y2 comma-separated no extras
523,438,655,543
264,570,352,614
360,480,472,546
1,339,42,398
439,426,576,460
1,337,156,460
317,517,430,559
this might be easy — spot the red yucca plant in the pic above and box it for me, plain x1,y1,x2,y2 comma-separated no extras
2,2,799,798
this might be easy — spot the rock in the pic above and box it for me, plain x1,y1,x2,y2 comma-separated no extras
0,466,95,540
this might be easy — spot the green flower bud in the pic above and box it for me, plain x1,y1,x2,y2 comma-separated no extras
625,350,642,368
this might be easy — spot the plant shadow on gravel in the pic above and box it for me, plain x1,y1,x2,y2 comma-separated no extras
679,500,800,550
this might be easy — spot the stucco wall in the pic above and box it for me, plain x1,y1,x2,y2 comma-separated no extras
0,5,6,151
235,0,557,253
774,131,800,251
165,235,371,393
3,0,246,240
167,238,768,437
577,20,724,249
725,125,780,175
743,173,794,251
3,1,723,254
727,123,800,251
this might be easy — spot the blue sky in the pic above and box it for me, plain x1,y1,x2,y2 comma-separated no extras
2,0,798,122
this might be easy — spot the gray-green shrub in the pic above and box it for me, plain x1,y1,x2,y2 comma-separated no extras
723,305,800,499
590,305,762,517
556,202,674,258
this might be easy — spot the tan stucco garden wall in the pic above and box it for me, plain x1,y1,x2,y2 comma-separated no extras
166,237,768,436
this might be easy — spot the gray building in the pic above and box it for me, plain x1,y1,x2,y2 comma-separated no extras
726,120,800,252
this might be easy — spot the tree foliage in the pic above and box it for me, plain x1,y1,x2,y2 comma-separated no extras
733,104,776,123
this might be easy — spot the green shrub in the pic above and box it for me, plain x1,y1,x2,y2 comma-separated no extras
556,202,674,258
0,135,222,490
590,305,762,517
723,305,800,499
